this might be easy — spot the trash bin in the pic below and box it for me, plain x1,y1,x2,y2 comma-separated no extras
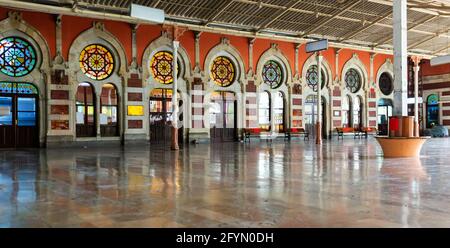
389,116,399,137
402,116,414,138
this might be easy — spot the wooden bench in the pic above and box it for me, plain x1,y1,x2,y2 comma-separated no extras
244,128,284,143
243,128,262,143
284,128,309,141
360,127,378,138
336,127,361,139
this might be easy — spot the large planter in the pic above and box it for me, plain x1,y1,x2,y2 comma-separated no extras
375,136,429,157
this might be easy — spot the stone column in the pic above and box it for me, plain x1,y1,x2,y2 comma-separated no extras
194,31,201,74
248,38,255,74
412,56,421,136
96,94,101,137
294,43,300,77
393,0,408,116
171,40,180,150
316,53,323,144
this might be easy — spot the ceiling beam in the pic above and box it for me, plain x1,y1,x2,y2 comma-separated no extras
256,0,301,32
408,35,439,49
152,0,162,8
0,0,434,59
433,43,450,55
373,15,439,47
299,0,362,38
204,0,235,26
339,10,392,42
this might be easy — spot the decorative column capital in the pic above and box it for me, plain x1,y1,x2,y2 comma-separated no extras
411,55,422,66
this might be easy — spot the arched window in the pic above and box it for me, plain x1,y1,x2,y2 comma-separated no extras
76,83,96,137
79,44,114,80
345,68,362,93
150,51,180,84
342,95,352,127
262,60,283,89
258,91,270,131
273,92,285,132
0,37,37,77
379,72,393,95
427,94,439,128
100,83,118,137
306,65,326,92
210,56,235,87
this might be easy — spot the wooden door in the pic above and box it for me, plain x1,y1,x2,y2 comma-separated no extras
0,94,39,148
210,92,236,143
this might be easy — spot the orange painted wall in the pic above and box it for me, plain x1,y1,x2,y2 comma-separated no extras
62,15,132,64
22,11,56,59
253,39,296,76
373,54,394,81
178,30,195,70
0,8,8,20
338,49,370,78
136,24,161,66
0,8,56,59
199,33,249,72
421,59,450,77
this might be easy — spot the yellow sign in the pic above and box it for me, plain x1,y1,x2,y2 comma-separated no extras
127,105,144,116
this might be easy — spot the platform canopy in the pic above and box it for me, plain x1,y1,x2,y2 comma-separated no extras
5,0,450,57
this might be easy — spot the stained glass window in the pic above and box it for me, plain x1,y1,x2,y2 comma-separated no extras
379,72,393,95
427,94,439,105
0,37,37,77
345,68,362,93
306,65,326,92
0,82,38,94
427,94,439,128
150,51,180,84
79,44,114,80
211,56,235,87
262,60,283,89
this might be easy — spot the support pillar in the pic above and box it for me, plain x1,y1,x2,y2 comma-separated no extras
316,53,323,145
171,40,180,150
393,0,408,116
412,56,422,137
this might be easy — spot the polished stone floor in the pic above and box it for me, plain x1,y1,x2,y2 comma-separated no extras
1,137,450,227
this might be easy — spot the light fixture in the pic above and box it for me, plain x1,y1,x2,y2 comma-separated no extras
130,4,165,24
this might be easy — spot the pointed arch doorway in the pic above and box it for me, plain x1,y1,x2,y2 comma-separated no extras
149,88,184,146
304,95,327,139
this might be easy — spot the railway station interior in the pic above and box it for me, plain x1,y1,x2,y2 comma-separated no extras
1,0,450,228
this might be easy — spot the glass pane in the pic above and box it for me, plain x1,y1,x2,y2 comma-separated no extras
17,111,36,126
166,101,173,113
87,106,95,124
101,106,117,125
85,85,94,104
150,100,162,113
101,84,118,105
342,111,349,127
259,108,270,125
274,109,283,125
225,101,234,128
0,96,12,125
17,97,36,111
77,83,94,105
210,101,223,128
76,105,85,124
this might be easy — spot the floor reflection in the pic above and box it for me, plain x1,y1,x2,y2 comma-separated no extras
1,138,450,227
